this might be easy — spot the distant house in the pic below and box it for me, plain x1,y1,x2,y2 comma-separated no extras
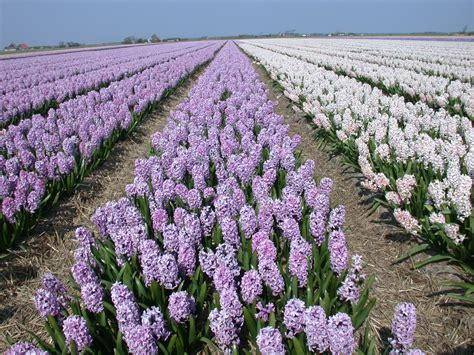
4,47,17,52
18,43,29,50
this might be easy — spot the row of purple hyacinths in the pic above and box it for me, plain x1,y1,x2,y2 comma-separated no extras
7,42,423,354
0,42,212,125
0,42,221,249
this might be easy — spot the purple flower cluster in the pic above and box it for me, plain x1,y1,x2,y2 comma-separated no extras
5,342,47,355
327,313,356,354
389,303,419,354
240,269,263,304
304,306,330,352
168,291,195,323
256,327,285,355
328,229,349,275
62,315,93,352
337,254,365,304
283,298,306,338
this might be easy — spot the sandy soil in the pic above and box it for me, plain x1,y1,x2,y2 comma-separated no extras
251,62,473,354
0,67,205,351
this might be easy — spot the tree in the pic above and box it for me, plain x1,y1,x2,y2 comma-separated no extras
136,37,147,44
122,36,136,44
58,41,66,48
150,34,161,43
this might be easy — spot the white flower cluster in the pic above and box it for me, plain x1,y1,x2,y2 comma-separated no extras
239,41,472,244
243,39,473,118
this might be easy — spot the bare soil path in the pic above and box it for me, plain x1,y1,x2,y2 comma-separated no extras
251,61,473,354
0,67,205,351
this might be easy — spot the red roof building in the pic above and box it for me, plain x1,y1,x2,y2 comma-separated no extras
18,43,28,50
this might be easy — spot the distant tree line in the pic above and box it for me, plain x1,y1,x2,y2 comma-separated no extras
122,34,161,44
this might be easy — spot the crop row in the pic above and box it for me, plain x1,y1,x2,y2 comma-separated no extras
1,43,194,92
0,42,214,126
243,40,473,119
239,42,473,302
0,42,222,250
6,41,423,355
266,39,473,83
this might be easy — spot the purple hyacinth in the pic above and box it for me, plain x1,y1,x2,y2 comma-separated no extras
177,242,196,276
173,207,186,228
279,217,301,241
256,301,275,322
186,188,202,209
389,303,417,353
319,177,333,196
35,288,61,318
284,193,302,221
142,306,170,341
71,259,98,287
258,260,284,296
183,213,202,245
288,237,312,287
42,272,69,307
62,315,93,352
327,313,356,355
219,287,244,321
81,282,105,314
213,265,235,292
200,206,216,237
239,204,257,238
208,308,241,350
240,270,263,304
256,327,285,355
328,229,349,275
152,208,168,233
75,227,95,246
139,239,162,286
309,210,326,246
337,254,365,304
221,216,240,247
203,186,215,200
156,253,180,289
168,291,195,323
124,324,157,355
328,205,346,230
283,298,306,338
162,223,180,253
6,342,47,355
111,283,140,331
304,306,329,353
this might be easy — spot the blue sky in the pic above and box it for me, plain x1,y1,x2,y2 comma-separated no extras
0,0,472,47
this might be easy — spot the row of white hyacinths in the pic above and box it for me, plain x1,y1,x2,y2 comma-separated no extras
249,38,473,83
242,39,473,118
239,42,473,276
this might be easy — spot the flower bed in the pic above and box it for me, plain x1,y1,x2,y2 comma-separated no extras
7,42,423,354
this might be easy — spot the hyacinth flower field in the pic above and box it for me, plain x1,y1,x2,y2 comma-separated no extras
0,41,222,249
0,37,472,355
239,39,474,303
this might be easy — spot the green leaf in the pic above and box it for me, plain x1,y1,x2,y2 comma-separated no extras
352,298,376,330
166,334,177,353
413,254,454,269
396,243,431,263
292,337,305,355
188,316,196,345
243,306,257,339
200,337,220,353
445,293,474,304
